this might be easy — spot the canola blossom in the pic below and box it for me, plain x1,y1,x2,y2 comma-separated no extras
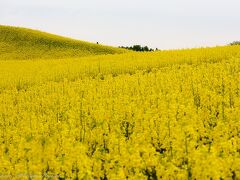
0,45,240,179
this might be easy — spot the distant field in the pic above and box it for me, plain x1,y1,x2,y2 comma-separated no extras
0,25,127,60
1,26,240,179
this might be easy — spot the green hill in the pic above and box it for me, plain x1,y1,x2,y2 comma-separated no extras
0,25,127,60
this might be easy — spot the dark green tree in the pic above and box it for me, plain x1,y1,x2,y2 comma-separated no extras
229,41,240,46
119,45,157,52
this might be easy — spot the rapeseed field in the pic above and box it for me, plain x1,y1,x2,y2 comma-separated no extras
1,26,240,179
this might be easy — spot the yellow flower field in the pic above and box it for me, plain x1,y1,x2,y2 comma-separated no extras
1,45,240,179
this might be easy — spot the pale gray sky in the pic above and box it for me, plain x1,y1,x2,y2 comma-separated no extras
0,0,240,49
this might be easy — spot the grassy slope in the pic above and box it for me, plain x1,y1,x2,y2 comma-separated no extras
0,25,127,60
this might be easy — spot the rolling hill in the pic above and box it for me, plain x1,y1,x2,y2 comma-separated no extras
0,25,127,60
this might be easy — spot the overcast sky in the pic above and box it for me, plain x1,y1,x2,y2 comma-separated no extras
0,0,240,49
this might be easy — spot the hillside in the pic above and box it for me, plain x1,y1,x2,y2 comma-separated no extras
0,25,127,60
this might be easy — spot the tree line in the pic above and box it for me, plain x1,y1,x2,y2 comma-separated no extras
229,41,240,46
119,45,158,52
